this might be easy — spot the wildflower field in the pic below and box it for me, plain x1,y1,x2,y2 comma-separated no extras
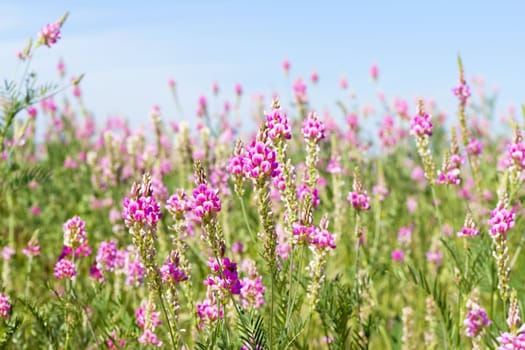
2,12,525,350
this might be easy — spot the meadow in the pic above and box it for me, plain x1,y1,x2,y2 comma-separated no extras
1,14,525,350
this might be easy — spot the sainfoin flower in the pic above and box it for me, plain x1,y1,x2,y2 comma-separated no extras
243,140,278,180
166,189,190,219
266,108,291,140
63,215,87,248
95,241,118,272
39,22,61,47
302,112,326,142
54,258,77,280
0,293,11,318
347,190,371,211
196,297,223,329
191,184,221,219
410,111,433,138
488,202,516,238
122,195,161,228
464,300,490,337
497,324,525,349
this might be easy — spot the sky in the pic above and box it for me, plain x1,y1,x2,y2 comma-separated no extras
1,1,524,133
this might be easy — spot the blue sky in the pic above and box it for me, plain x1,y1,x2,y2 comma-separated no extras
1,1,524,131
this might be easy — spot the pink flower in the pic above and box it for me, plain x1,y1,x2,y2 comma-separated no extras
243,140,278,180
0,293,11,319
212,81,220,95
235,83,243,96
138,329,163,347
2,247,15,261
489,203,516,238
39,22,61,47
166,189,190,218
497,324,525,349
105,331,126,349
160,251,188,285
370,63,379,81
241,275,265,309
467,138,483,156
311,71,319,84
197,297,223,329
391,249,404,262
302,112,326,142
266,108,291,141
293,78,307,103
191,184,221,219
464,300,490,337
54,259,77,280
96,241,117,272
27,106,38,119
22,238,41,258
453,83,471,106
63,216,87,248
410,111,433,137
347,191,371,211
122,195,161,228
168,78,176,89
339,76,348,89
282,59,290,73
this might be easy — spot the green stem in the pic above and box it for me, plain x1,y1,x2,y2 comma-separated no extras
158,291,178,348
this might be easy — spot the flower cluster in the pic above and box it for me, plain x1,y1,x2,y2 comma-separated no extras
508,139,525,170
39,22,61,47
464,300,490,337
489,202,516,238
136,299,163,347
437,153,464,186
96,240,118,273
347,169,371,211
191,183,221,219
204,257,241,300
302,112,326,142
410,111,433,138
452,83,471,106
497,324,525,350
54,258,77,280
266,108,291,141
196,297,224,329
166,189,190,219
243,139,278,180
457,212,480,238
63,215,87,248
0,293,11,319
122,195,162,229
292,222,336,251
160,251,188,285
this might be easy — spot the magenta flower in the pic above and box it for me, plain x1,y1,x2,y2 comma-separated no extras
391,249,405,262
452,83,471,106
311,71,319,84
160,252,188,285
310,226,336,251
0,293,11,319
243,140,278,180
489,203,516,238
205,257,242,296
497,324,525,349
410,111,433,138
467,138,483,156
282,59,291,73
293,78,307,103
166,189,190,218
370,63,379,81
347,191,371,211
122,195,161,229
63,215,87,248
39,22,61,47
266,108,291,141
508,140,525,170
54,258,77,280
235,83,243,96
138,329,163,347
96,241,118,273
297,183,320,209
191,184,221,219
302,112,326,142
197,297,223,329
22,238,41,258
464,300,490,337
241,276,265,309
